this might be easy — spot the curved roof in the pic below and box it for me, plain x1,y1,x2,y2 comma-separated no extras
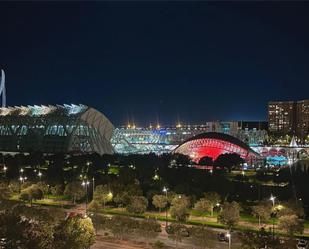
0,104,115,155
178,132,251,151
174,132,260,160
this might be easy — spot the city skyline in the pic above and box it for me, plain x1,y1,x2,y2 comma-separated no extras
1,2,309,125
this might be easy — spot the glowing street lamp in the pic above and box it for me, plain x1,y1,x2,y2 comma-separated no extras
226,233,231,249
270,195,275,206
270,195,276,238
163,187,168,227
82,181,90,214
38,171,42,179
92,177,95,197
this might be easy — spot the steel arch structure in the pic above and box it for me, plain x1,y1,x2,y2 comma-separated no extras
0,104,114,155
174,132,260,163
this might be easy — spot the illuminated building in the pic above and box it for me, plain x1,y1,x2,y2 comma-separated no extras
268,101,295,135
112,121,267,155
174,132,260,163
296,99,309,140
268,99,309,141
0,104,114,154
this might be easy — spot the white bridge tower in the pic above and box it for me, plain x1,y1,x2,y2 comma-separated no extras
0,69,6,107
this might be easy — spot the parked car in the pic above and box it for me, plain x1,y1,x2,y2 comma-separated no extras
217,233,229,242
297,239,308,249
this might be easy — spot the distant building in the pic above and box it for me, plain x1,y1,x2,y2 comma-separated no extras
0,104,114,155
268,99,309,140
296,99,309,140
112,121,268,154
174,132,260,164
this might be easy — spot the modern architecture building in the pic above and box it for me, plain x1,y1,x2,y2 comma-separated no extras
173,132,260,163
112,121,268,155
0,104,114,155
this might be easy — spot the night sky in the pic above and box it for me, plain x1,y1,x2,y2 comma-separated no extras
1,2,309,126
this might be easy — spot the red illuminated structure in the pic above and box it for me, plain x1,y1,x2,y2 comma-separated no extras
174,132,260,163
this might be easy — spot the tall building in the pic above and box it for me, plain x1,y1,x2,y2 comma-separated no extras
268,101,295,135
268,99,309,140
297,99,309,140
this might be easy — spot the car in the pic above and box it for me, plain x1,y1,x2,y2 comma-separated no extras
217,233,229,242
297,239,308,249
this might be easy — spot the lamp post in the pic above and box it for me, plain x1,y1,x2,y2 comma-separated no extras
3,165,7,179
163,187,168,227
82,180,90,215
226,233,231,249
270,195,276,239
92,177,95,198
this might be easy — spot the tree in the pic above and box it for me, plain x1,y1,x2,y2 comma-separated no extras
214,153,244,172
277,199,305,218
20,184,43,206
136,219,161,245
93,185,113,208
50,184,63,196
0,182,11,199
170,195,190,222
88,200,102,213
203,192,220,216
218,201,240,230
278,214,304,236
0,203,62,249
167,223,187,249
251,201,272,227
55,216,96,249
194,198,212,220
127,196,148,214
152,194,168,213
239,230,295,249
114,191,130,208
64,181,85,204
36,181,50,195
107,215,138,240
198,156,213,166
190,226,215,249
90,213,109,234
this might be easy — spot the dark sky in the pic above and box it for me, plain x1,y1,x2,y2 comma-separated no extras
1,2,309,126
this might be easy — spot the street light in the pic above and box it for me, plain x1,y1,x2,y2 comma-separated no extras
82,180,90,214
92,177,95,198
226,233,231,249
163,187,168,227
38,171,42,179
270,195,276,238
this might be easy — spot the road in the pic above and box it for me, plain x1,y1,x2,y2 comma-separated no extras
68,204,241,249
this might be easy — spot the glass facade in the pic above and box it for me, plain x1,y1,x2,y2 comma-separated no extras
0,104,114,155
